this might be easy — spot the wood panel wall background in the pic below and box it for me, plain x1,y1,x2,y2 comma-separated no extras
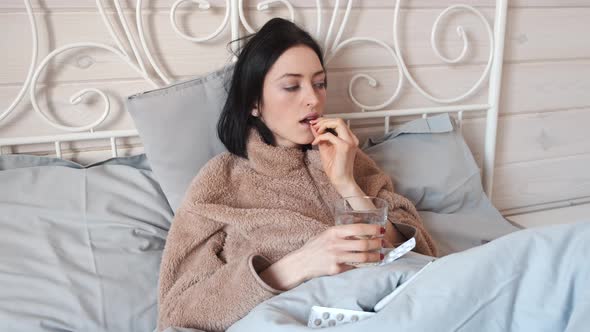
1,0,589,213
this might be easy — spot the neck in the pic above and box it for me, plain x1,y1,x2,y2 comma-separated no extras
245,128,307,177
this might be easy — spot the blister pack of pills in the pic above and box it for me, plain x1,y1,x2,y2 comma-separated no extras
380,237,416,265
307,306,376,328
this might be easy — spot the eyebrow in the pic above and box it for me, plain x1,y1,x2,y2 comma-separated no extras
275,70,326,81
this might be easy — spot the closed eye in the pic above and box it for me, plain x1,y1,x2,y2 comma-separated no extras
284,85,300,92
314,81,327,89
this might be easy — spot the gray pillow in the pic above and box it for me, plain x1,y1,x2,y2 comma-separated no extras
362,113,519,255
126,64,234,212
362,113,483,213
417,198,519,256
0,154,172,332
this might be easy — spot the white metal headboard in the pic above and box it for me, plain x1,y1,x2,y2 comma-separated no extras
0,0,507,199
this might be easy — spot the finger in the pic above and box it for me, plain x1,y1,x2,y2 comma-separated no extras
311,132,344,147
309,118,350,138
314,122,353,144
310,122,319,138
329,121,358,147
333,223,384,239
335,237,382,252
312,118,354,144
337,251,382,265
351,131,359,146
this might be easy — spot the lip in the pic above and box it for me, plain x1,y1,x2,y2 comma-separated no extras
299,112,320,123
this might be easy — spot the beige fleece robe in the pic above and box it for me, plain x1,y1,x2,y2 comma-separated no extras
157,129,437,332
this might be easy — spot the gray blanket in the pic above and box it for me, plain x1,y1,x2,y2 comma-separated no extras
225,221,589,332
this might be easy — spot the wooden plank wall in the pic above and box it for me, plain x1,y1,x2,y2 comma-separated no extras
1,0,589,213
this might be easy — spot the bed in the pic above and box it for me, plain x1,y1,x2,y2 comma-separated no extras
1,0,588,331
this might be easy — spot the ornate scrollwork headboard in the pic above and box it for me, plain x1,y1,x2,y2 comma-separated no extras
0,0,507,197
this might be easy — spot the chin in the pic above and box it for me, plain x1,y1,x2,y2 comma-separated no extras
277,127,314,147
298,132,315,145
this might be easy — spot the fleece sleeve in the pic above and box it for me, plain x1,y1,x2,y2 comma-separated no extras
383,190,438,257
157,201,282,332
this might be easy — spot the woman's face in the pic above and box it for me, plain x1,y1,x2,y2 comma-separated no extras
254,45,327,148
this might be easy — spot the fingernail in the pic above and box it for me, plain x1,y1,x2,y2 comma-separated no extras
381,239,386,247
380,253,384,260
380,227,386,234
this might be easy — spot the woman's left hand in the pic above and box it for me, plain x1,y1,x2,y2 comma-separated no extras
310,117,360,193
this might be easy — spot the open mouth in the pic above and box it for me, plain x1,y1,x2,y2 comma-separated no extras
299,113,319,125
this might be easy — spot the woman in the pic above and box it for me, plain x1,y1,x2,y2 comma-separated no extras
158,18,437,332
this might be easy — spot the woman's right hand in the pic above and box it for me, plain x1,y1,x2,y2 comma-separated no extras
296,224,384,278
259,224,384,291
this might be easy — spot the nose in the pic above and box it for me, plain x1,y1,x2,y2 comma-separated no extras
304,85,319,108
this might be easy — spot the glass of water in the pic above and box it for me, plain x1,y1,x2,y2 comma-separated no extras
334,196,389,267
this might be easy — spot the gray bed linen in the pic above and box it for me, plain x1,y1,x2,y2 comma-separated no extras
229,221,590,332
419,194,520,256
363,113,482,214
363,113,519,255
0,154,173,332
126,65,233,212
